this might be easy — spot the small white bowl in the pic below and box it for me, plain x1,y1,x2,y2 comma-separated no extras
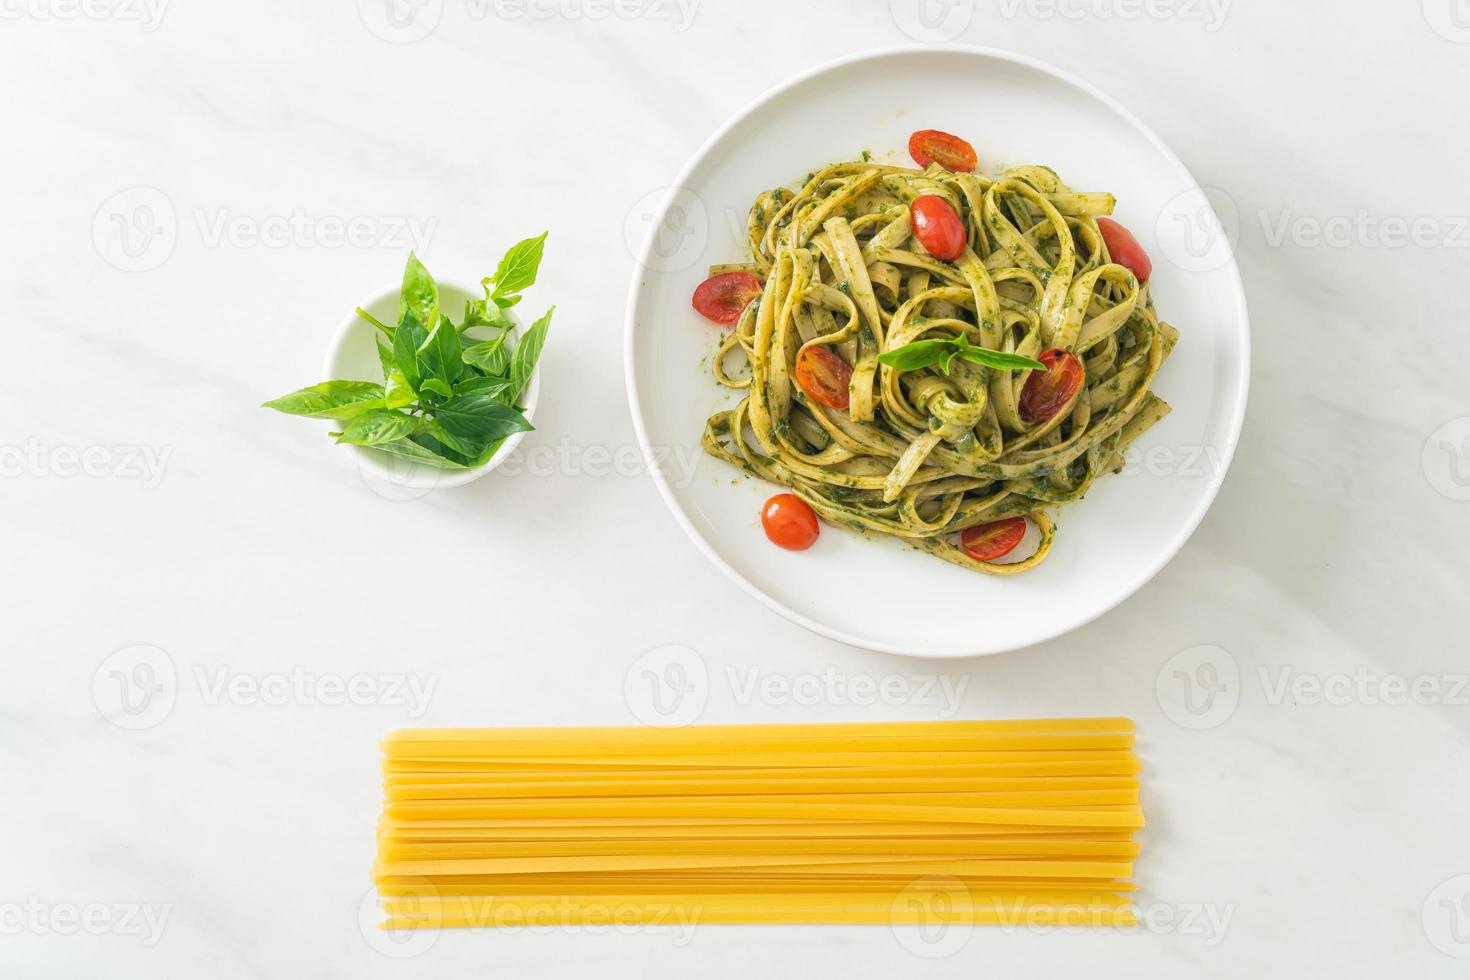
322,279,541,491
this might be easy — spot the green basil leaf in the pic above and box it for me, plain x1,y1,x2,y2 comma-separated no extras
371,436,453,466
463,335,509,375
454,375,514,399
334,408,418,446
416,315,463,388
877,336,1047,375
409,430,475,467
263,380,385,419
375,339,395,380
956,347,1048,372
393,312,428,389
433,394,533,458
876,339,952,372
358,307,394,337
384,371,417,409
509,305,552,399
420,423,482,463
488,232,547,299
419,378,454,401
427,421,478,459
463,296,514,330
399,253,439,335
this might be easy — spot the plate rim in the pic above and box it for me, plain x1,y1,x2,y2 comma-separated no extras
623,43,1251,659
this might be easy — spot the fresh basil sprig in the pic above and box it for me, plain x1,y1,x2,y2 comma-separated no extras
877,333,1046,375
263,237,552,469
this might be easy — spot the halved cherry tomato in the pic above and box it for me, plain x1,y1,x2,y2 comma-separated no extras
1096,218,1152,283
1019,348,1084,423
762,493,819,551
961,517,1027,562
910,196,966,262
692,270,762,325
908,130,977,172
794,346,853,410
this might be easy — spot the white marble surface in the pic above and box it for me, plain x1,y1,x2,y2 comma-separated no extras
4,2,1470,976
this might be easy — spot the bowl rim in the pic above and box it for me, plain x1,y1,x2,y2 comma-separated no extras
323,278,541,491
621,43,1252,658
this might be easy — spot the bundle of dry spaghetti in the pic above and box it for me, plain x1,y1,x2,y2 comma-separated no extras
372,718,1143,929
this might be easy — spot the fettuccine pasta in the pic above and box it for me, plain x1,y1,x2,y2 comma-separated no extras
698,137,1178,574
372,718,1144,929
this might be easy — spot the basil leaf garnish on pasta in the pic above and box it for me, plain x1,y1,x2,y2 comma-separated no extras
878,335,1045,374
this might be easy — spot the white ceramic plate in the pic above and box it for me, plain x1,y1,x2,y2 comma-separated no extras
625,46,1249,658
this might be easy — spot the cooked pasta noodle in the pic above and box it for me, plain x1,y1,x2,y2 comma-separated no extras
701,156,1178,573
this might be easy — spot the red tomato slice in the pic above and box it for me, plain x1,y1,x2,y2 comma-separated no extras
692,271,761,325
960,517,1027,562
1096,218,1152,283
908,130,978,172
794,346,853,410
1019,349,1084,423
762,493,819,551
910,196,966,262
